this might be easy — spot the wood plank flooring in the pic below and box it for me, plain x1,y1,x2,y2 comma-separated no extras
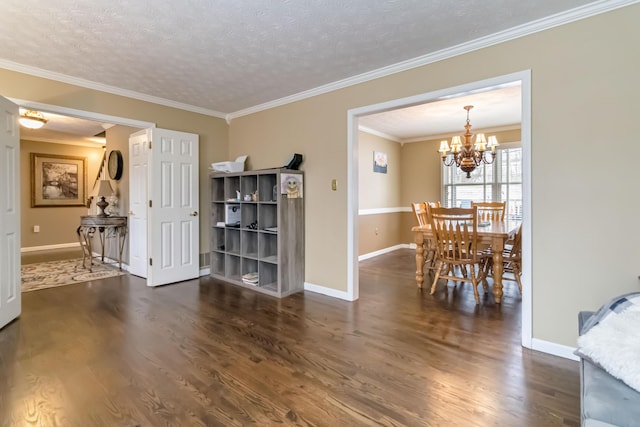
0,249,580,426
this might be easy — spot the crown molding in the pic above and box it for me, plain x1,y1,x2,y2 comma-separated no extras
20,136,105,148
0,59,227,119
358,125,401,142
8,97,156,129
227,0,639,120
401,124,521,144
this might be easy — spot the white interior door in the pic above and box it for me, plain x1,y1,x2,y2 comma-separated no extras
128,130,149,278
148,128,199,286
0,97,21,329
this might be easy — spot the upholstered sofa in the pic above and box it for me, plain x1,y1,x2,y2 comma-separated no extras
578,308,640,426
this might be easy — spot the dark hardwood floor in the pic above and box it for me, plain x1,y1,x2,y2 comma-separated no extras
1,249,579,426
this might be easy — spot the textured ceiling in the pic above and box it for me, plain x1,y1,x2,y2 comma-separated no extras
0,0,601,117
359,83,522,142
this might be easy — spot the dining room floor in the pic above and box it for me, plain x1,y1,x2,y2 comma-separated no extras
0,248,580,426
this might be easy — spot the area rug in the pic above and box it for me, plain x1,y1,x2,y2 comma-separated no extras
21,258,126,292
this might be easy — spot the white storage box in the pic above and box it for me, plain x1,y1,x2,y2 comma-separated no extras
225,204,241,225
210,155,247,173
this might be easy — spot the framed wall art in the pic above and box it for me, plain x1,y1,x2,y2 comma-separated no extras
373,151,388,174
31,153,87,207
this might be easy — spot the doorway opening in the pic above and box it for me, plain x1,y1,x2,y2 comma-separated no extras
12,98,153,282
347,70,532,348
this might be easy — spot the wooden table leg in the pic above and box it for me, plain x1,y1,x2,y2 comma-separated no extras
415,231,425,288
492,236,505,304
78,226,96,272
117,225,127,271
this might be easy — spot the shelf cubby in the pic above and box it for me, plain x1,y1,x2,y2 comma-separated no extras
241,230,258,259
258,174,278,202
258,204,277,231
211,252,225,276
225,228,241,255
212,227,225,252
225,254,241,281
241,203,257,228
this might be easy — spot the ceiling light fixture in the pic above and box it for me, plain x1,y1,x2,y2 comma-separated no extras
19,109,48,129
438,105,499,178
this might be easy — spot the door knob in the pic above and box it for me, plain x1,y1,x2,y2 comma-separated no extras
190,211,198,216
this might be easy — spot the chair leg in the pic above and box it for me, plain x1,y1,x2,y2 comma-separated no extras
513,265,523,294
470,265,480,304
430,261,444,295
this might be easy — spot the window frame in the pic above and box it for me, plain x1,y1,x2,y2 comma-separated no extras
441,142,522,219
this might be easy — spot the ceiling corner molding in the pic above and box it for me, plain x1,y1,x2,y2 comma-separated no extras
8,97,157,129
401,124,521,144
20,136,105,148
228,0,639,120
358,125,401,142
0,59,227,119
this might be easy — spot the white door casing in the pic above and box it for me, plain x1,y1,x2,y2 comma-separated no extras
128,130,149,278
0,97,21,329
148,128,199,286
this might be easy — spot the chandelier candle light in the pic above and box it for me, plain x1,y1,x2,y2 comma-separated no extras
438,105,499,178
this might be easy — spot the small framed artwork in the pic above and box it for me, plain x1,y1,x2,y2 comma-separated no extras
373,151,388,174
31,153,87,207
281,173,303,198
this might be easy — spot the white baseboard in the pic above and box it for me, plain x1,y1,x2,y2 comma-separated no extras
304,281,355,301
531,338,579,361
199,267,211,276
21,242,80,252
358,244,411,261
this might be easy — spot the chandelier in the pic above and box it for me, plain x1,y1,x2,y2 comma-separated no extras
438,105,499,178
19,109,48,129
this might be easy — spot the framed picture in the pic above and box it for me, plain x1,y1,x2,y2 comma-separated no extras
281,173,303,198
31,153,87,207
373,151,388,174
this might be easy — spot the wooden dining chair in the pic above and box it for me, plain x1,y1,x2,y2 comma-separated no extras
472,201,508,265
483,224,522,294
411,202,436,270
428,206,486,304
472,201,506,222
411,202,429,227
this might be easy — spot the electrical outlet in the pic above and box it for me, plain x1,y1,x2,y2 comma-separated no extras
331,179,337,191
33,225,40,233
375,227,379,235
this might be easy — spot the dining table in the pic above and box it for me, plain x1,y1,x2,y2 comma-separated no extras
412,219,521,304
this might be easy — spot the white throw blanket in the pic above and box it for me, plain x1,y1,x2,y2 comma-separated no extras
577,305,640,392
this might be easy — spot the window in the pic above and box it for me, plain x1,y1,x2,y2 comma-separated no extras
441,147,522,220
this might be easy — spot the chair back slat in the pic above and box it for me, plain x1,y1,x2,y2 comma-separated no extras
472,201,506,222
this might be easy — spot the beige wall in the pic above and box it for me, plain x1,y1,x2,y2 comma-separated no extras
359,213,403,255
20,140,103,248
1,69,229,257
400,139,442,207
358,131,404,255
5,5,640,348
358,131,402,209
228,5,640,347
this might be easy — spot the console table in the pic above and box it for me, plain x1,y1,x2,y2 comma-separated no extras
77,215,128,272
